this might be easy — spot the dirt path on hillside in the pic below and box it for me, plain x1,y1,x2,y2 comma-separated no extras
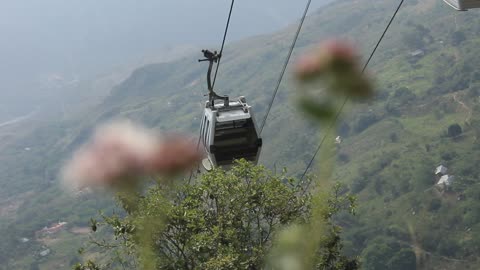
452,92,472,123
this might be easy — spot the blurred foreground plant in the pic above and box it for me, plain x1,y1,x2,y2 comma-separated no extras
62,120,203,191
294,40,373,121
63,120,203,269
265,40,373,269
70,39,372,270
75,161,357,269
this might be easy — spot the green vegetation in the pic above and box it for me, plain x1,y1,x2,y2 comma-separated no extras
75,161,358,270
1,0,480,269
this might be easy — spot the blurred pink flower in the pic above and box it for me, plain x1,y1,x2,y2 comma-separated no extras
294,39,373,99
294,39,358,80
62,121,203,190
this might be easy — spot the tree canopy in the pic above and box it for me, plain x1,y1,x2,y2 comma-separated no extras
75,161,359,270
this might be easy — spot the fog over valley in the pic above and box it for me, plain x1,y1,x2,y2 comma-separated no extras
0,0,331,119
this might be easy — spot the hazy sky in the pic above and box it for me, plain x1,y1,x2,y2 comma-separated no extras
0,0,331,114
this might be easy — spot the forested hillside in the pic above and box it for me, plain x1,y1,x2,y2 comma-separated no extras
1,0,480,269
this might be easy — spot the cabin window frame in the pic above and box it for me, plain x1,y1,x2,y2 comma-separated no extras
205,119,210,148
201,116,207,146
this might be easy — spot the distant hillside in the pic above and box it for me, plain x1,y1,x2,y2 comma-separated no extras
0,0,332,121
2,0,480,269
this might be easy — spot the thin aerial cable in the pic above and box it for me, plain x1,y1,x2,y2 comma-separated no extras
260,0,312,135
361,0,405,73
212,0,235,90
188,0,235,182
300,0,405,192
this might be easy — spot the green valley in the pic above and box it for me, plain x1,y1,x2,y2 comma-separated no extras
1,0,480,269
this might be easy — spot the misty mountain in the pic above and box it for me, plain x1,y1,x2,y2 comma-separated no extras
0,0,332,119
2,0,480,269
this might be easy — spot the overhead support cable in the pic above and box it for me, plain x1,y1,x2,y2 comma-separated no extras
212,0,235,90
300,0,406,192
189,0,235,182
260,0,313,135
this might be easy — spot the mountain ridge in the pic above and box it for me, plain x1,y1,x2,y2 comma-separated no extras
2,0,480,268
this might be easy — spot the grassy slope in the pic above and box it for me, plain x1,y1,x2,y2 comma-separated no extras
2,0,480,269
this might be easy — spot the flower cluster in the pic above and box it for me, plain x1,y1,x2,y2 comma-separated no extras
62,121,203,191
294,39,373,99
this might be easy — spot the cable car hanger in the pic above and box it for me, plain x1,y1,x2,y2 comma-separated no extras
197,0,235,110
193,0,262,171
197,46,262,170
198,49,230,109
189,1,235,179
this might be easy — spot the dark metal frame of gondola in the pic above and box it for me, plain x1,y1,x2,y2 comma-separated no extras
198,49,230,109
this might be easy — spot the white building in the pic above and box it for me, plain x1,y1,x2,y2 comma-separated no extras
39,249,51,257
409,49,425,57
20,238,29,243
437,175,455,188
435,165,448,176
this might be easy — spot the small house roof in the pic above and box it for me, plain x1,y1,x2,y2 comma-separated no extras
409,49,425,57
435,165,448,175
20,238,29,243
437,175,455,186
39,249,50,257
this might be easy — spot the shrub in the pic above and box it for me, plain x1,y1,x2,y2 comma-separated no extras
447,123,463,138
428,198,442,212
351,177,368,194
451,31,466,46
353,113,379,133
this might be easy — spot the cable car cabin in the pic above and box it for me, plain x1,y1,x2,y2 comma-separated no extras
200,97,262,170
444,0,480,10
